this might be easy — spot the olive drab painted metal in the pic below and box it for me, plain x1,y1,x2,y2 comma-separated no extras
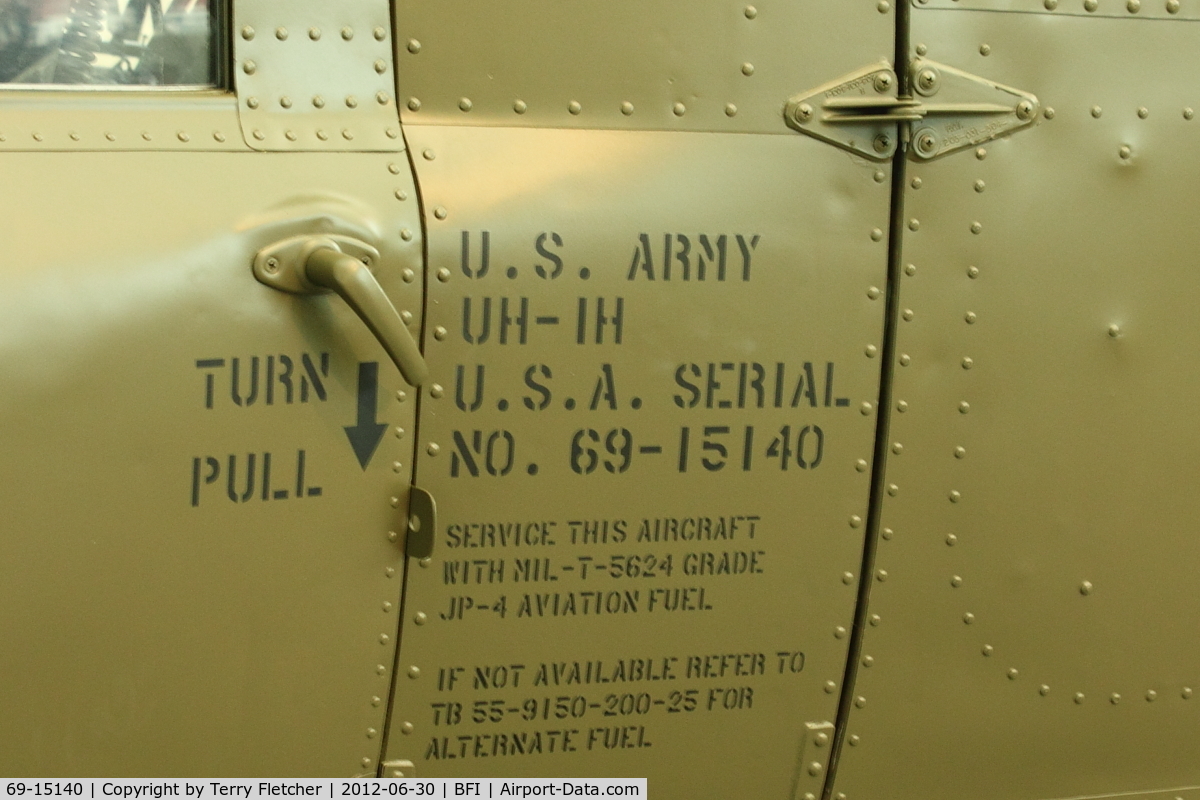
2,0,1200,794
826,4,1200,800
380,2,894,794
0,0,422,776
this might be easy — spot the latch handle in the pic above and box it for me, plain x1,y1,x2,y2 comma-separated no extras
253,234,429,387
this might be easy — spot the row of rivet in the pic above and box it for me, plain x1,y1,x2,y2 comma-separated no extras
405,96,747,119
241,25,388,42
937,0,1183,11
0,130,230,143
246,92,392,110
242,58,388,75
246,127,400,141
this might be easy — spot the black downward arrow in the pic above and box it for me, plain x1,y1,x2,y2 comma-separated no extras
344,362,388,470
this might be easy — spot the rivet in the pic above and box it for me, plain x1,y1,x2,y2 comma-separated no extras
869,614,881,627
965,311,977,324
366,728,377,739
881,528,894,540
374,27,387,41
725,103,738,117
407,38,420,53
905,263,917,276
1168,0,1181,11
745,4,758,17
842,572,855,585
279,96,292,109
433,326,448,341
982,645,994,657
955,446,966,459
886,484,898,497
962,357,974,370
807,762,822,777
897,400,908,412
1119,145,1132,160
1138,106,1149,119
949,490,962,503
741,62,755,76
385,567,395,578
874,169,887,183
856,459,869,472
835,626,848,639
312,95,325,108
243,60,257,75
1044,107,1056,119
946,534,958,546
275,26,288,40
375,60,388,74
430,384,444,399
315,128,329,141
1184,687,1193,699
1127,0,1140,11
342,129,354,140
1080,580,1093,595
400,310,413,325
401,721,414,734
419,557,431,568
898,353,911,366
971,221,983,234
1045,0,1058,7
1111,693,1122,704
437,268,451,282
407,665,420,679
975,147,987,160
346,95,358,109
916,43,928,55
824,680,838,693
861,656,874,668
979,43,991,56
1185,108,1195,120
412,611,429,626
241,25,255,40
213,131,225,143
434,206,447,220
426,443,440,456
861,401,873,415
69,131,80,141
176,131,189,142
902,309,914,321
849,515,863,528
389,496,401,509
951,575,963,588
865,344,878,358
387,529,399,542
342,27,354,40
877,0,891,11
1085,0,1098,11
959,401,971,414
1108,324,1121,337
1091,105,1103,118
892,442,903,455
673,102,686,116
371,696,383,707
246,97,260,109
854,695,867,708
848,734,860,746
401,229,414,242
974,180,986,193
867,286,881,299
309,27,321,40
1040,685,1051,696
967,265,980,278
458,97,472,112
569,101,582,115
908,218,920,231
871,228,884,241
514,100,528,114
402,268,415,282
875,569,888,582
379,633,390,645
408,97,421,111
1146,690,1157,702
963,612,975,624
621,101,634,116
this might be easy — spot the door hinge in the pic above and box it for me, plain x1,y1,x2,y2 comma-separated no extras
405,486,436,560
793,721,835,800
784,59,1039,161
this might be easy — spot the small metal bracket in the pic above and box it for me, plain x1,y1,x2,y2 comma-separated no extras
253,234,379,294
793,721,835,800
406,487,436,560
380,759,416,778
784,59,1039,161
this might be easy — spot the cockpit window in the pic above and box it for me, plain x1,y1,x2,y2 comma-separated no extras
0,0,218,87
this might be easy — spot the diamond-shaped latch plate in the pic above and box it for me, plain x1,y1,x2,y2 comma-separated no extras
793,721,835,800
785,59,1039,162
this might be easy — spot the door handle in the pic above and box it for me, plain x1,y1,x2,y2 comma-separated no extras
253,234,429,387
